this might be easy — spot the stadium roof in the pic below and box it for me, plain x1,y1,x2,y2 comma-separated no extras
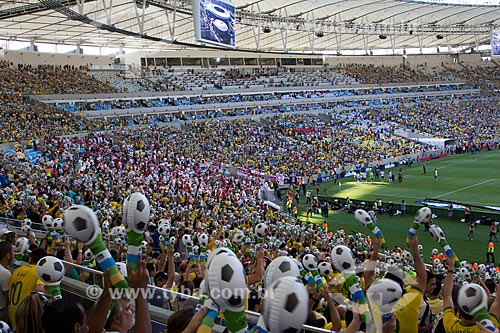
0,0,499,53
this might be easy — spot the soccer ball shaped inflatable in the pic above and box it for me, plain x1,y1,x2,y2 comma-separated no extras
459,267,471,280
458,283,487,314
262,276,309,333
318,261,333,277
198,233,209,247
429,224,445,242
415,207,433,224
64,205,99,244
206,248,247,312
301,254,317,272
158,221,171,236
331,245,356,272
0,321,10,333
53,218,65,232
122,192,150,233
354,209,373,225
367,278,403,315
14,237,29,256
22,218,32,228
264,256,300,288
255,223,268,239
21,224,31,234
206,247,232,268
36,256,65,285
182,234,193,247
42,215,54,230
84,249,94,261
232,232,245,245
115,226,126,239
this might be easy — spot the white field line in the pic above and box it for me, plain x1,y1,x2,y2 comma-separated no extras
434,179,497,198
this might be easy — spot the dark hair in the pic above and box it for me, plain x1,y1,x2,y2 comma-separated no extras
42,299,85,333
431,280,442,296
146,263,157,275
110,249,118,261
426,270,435,284
56,249,66,260
485,279,496,294
0,241,12,259
30,248,47,264
166,308,195,333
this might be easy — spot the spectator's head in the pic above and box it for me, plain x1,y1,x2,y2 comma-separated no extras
166,308,195,333
146,262,157,277
3,231,16,243
485,279,496,294
154,271,168,287
0,240,14,266
384,267,406,293
29,248,47,265
42,299,87,333
425,270,436,294
104,294,135,332
16,292,47,333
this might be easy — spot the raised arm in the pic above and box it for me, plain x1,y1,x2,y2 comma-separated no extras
443,257,455,309
165,247,175,289
364,236,381,289
88,269,113,333
322,286,341,331
246,250,264,286
488,281,500,319
408,234,426,291
128,259,152,333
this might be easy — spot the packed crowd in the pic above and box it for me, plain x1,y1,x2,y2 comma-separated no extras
56,83,468,114
443,64,500,94
0,61,114,142
0,59,498,333
337,64,452,84
1,165,499,333
377,99,500,147
183,114,425,177
0,60,490,146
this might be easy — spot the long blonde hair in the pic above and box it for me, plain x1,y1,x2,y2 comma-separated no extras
15,293,45,333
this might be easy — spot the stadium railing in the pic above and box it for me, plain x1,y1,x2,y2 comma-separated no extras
59,259,334,333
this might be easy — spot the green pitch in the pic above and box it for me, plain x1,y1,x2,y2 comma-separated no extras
296,149,500,263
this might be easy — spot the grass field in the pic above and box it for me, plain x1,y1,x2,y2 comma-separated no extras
296,149,500,264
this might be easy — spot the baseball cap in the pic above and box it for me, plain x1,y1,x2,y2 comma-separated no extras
0,229,12,237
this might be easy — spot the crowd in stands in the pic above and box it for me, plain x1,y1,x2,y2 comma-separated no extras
378,99,500,147
0,61,113,142
443,64,500,95
56,83,470,114
0,60,499,333
337,64,454,84
0,140,499,332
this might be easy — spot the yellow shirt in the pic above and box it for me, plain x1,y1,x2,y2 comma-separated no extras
428,298,444,315
9,265,45,327
372,285,423,333
443,307,500,333
394,286,423,333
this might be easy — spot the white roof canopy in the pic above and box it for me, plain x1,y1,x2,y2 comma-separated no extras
0,0,499,53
